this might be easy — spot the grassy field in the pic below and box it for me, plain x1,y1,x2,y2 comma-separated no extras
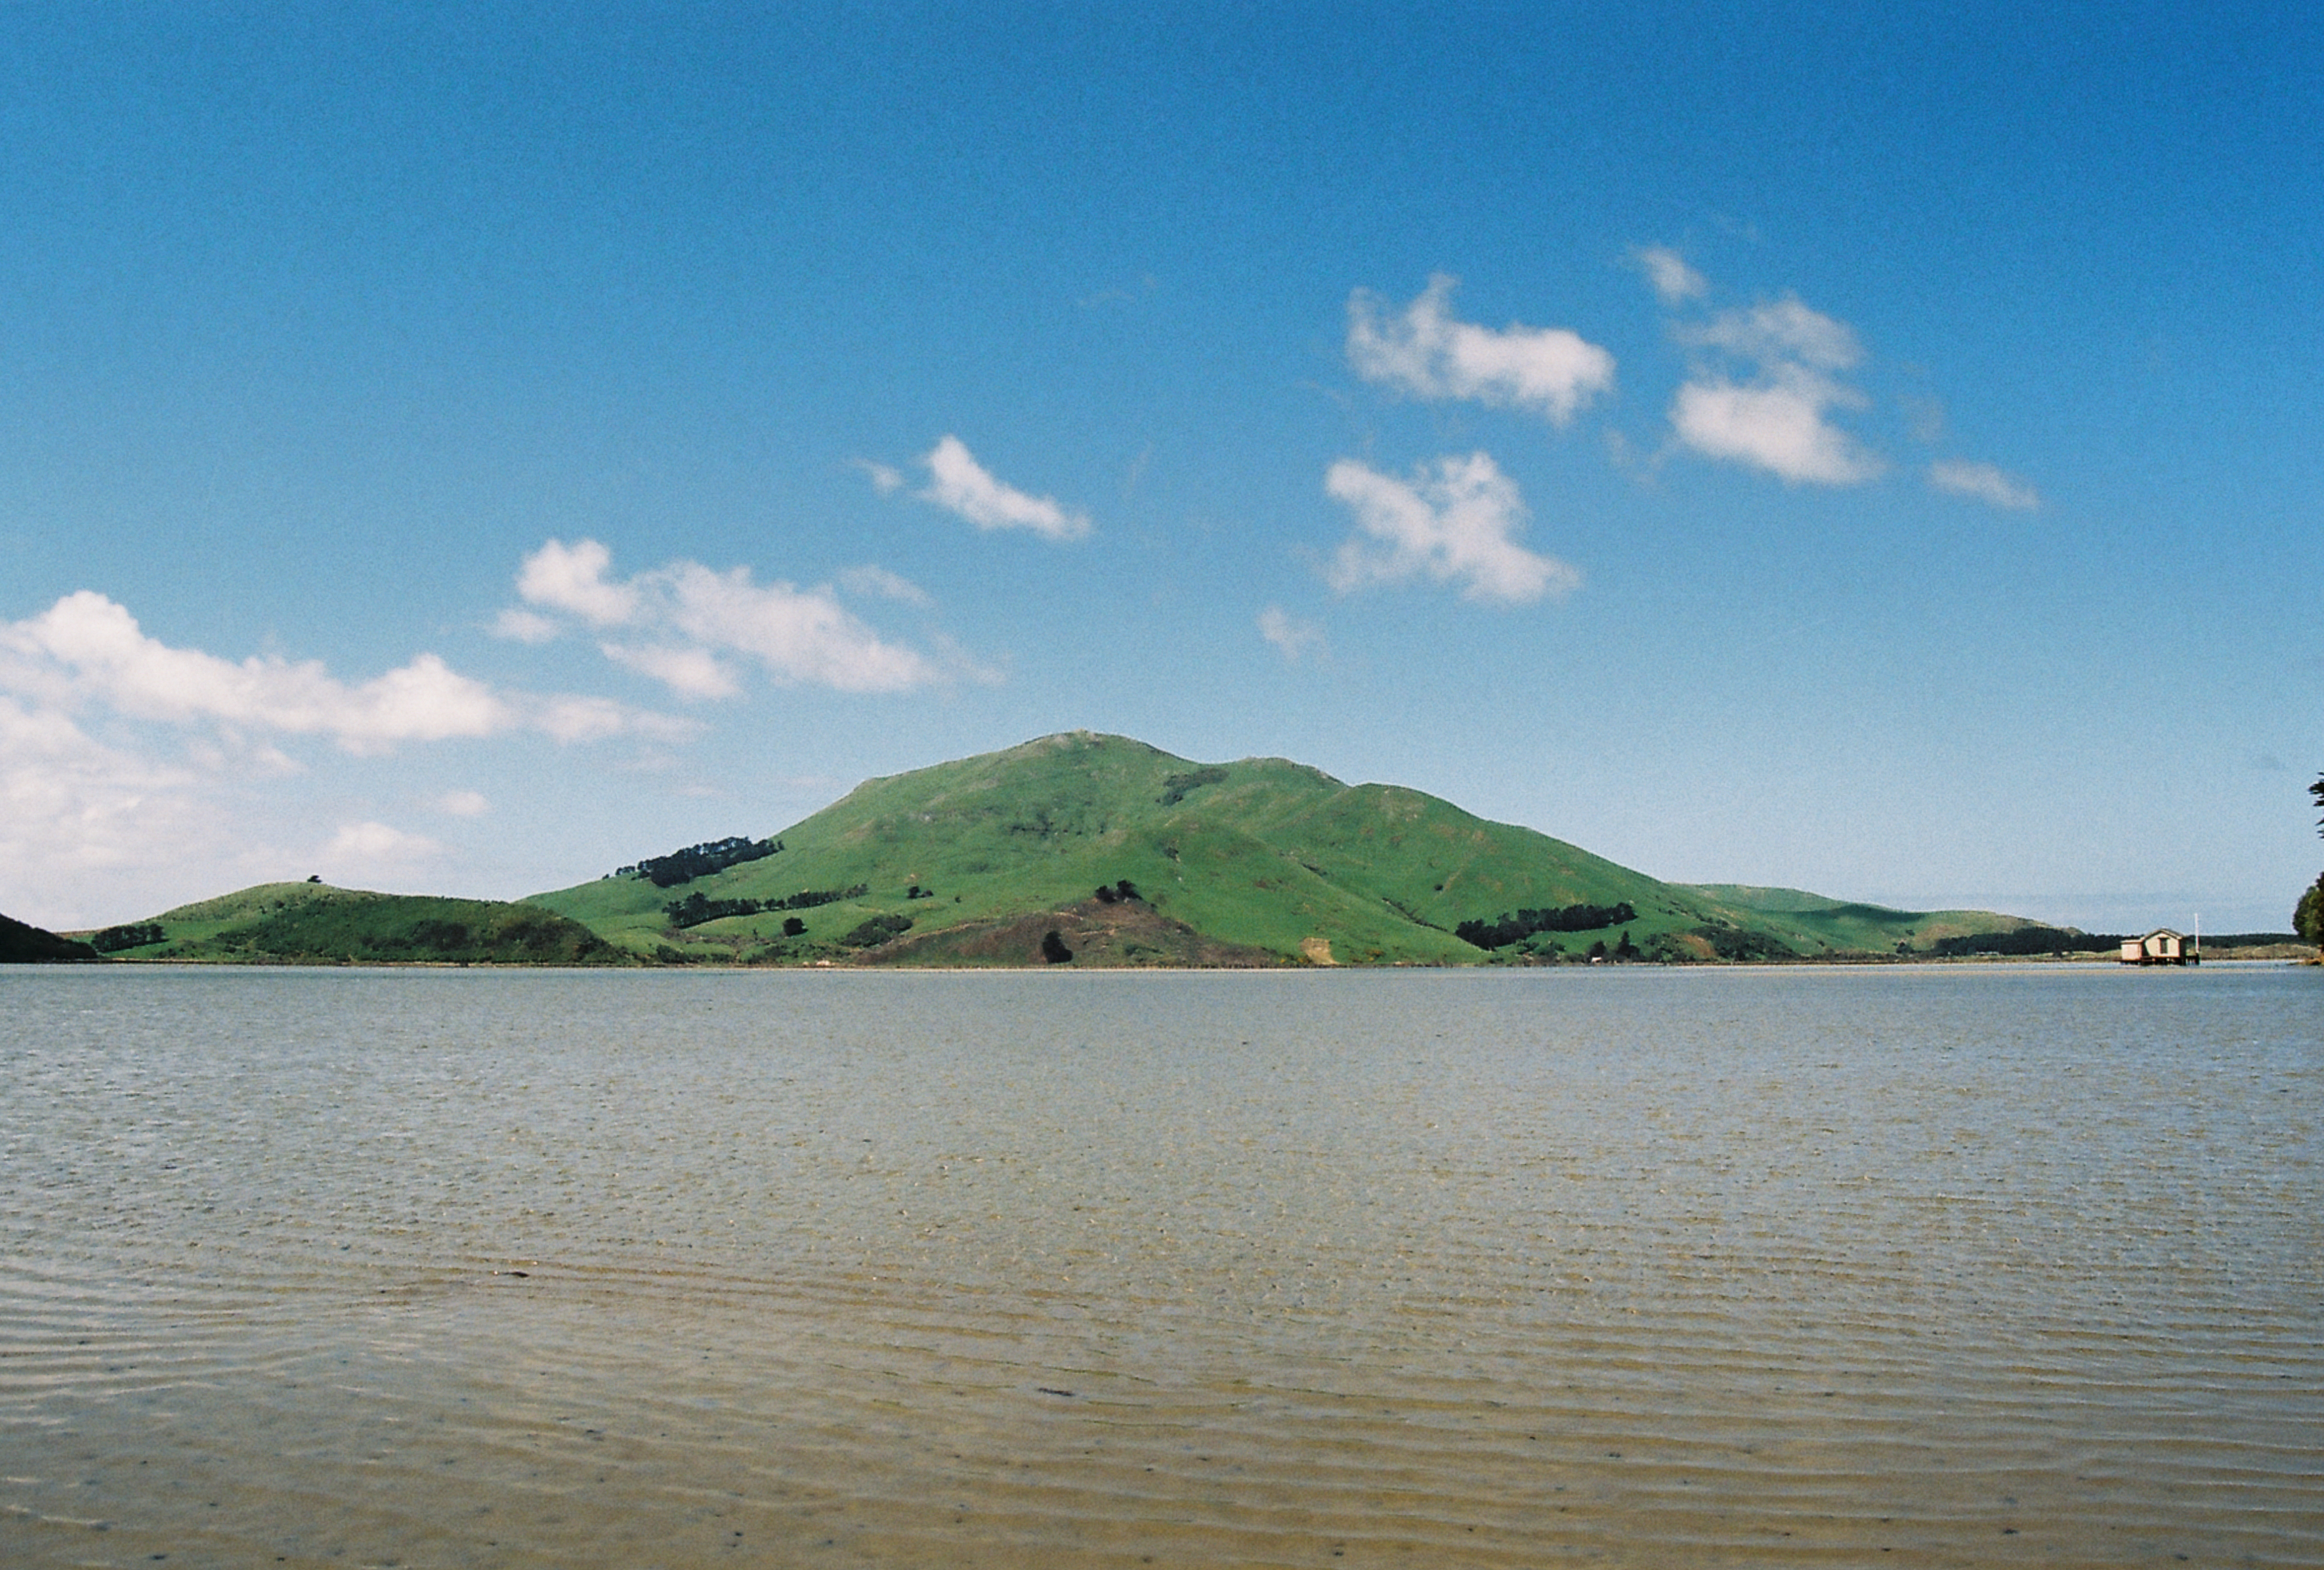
527,731,2042,966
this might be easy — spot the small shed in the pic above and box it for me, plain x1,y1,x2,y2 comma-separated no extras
2119,929,2195,965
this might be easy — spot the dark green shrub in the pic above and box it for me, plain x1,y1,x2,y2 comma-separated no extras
841,914,914,948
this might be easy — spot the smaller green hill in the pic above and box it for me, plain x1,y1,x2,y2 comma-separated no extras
1,912,101,962
106,881,623,965
1676,884,2048,954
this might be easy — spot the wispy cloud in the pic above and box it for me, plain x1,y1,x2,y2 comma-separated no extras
854,458,906,495
507,538,979,696
1323,454,1579,606
918,435,1089,540
1347,275,1615,424
434,790,490,817
1667,295,1882,486
839,564,933,606
1257,606,1324,662
1928,459,2039,511
601,641,742,700
490,607,561,645
1681,297,1863,371
1634,245,1706,305
324,820,444,870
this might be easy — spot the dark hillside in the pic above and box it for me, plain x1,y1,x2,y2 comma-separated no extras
1,912,100,962
105,883,623,965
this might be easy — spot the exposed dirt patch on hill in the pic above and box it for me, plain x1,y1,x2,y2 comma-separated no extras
860,898,1290,968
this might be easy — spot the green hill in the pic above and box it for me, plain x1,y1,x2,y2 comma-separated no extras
100,881,622,965
529,731,2035,966
1675,884,2051,954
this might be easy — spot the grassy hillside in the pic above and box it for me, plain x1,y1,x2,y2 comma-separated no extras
531,731,2033,965
102,881,622,965
1676,884,2049,954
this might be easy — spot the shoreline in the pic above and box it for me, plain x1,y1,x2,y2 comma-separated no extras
20,951,2314,973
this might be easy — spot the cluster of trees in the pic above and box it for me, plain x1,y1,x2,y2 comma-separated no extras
1569,933,1643,962
618,836,783,889
662,883,868,930
1456,901,1637,950
1158,766,1228,807
1926,925,2119,958
1092,880,1142,904
841,914,913,948
1666,923,1792,962
91,922,166,952
2299,775,2324,951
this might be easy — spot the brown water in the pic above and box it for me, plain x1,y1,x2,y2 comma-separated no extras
1,964,2317,1567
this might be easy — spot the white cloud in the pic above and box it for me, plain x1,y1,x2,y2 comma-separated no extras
1322,454,1580,606
664,562,945,692
0,590,682,761
517,538,639,627
3,591,513,753
1257,606,1324,662
1667,295,1882,486
839,564,933,606
1634,245,1706,305
1670,370,1884,486
435,790,490,817
1346,275,1615,424
919,435,1090,540
501,540,960,697
1928,459,2039,511
855,458,906,495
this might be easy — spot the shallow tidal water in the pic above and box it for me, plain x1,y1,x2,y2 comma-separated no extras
1,963,2317,1568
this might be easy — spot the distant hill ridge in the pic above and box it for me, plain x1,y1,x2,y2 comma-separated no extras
62,731,2096,967
524,730,2051,966
72,882,618,965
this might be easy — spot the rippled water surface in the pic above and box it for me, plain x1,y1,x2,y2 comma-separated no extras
2,964,2317,1567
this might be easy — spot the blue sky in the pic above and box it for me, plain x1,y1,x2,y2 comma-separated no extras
3,3,2318,933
